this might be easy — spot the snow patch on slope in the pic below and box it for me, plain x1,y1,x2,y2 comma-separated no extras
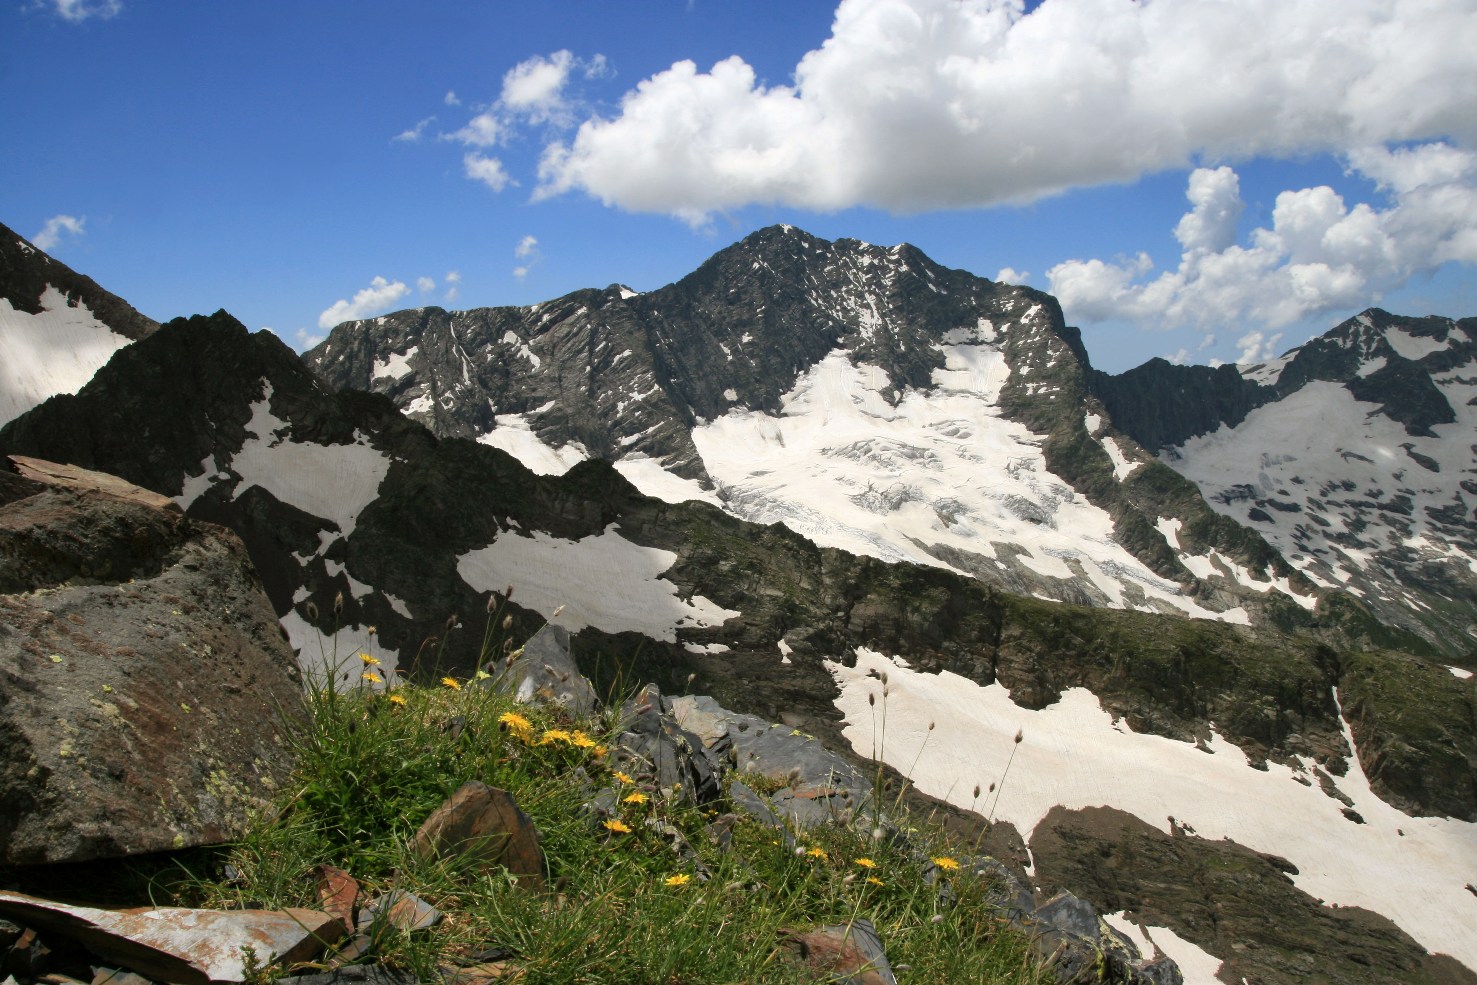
372,346,417,381
1167,379,1477,609
829,647,1477,974
477,413,587,476
614,455,724,506
1,286,131,426
175,382,391,540
1101,914,1225,985
457,524,738,642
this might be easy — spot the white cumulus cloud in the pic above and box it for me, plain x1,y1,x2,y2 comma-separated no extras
32,214,85,251
444,270,461,303
318,276,410,329
502,50,576,123
1047,143,1477,334
535,0,1477,222
464,152,512,192
417,276,436,293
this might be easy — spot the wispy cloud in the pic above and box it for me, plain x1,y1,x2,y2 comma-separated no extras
32,214,85,251
318,276,410,329
513,235,540,280
444,270,461,303
394,116,436,143
46,0,120,22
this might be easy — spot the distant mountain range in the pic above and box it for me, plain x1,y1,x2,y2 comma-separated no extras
2,219,1474,985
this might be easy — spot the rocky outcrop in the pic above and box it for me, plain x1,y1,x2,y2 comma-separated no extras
0,456,304,865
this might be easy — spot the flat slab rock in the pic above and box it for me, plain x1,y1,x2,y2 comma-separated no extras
0,891,343,985
0,458,305,864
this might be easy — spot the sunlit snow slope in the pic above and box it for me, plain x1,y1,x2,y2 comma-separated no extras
0,287,131,426
692,330,1238,622
830,647,1477,980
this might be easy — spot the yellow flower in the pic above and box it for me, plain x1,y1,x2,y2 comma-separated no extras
664,874,691,887
361,672,383,684
570,730,596,749
866,876,885,887
805,846,829,861
498,711,534,739
931,856,961,871
388,694,407,707
854,858,876,869
441,677,461,690
613,771,635,785
603,819,631,834
592,744,608,758
623,791,648,805
359,653,380,666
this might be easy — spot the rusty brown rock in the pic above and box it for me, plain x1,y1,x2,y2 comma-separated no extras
312,865,359,938
0,891,343,985
0,461,305,865
413,781,545,888
778,919,897,985
8,457,178,514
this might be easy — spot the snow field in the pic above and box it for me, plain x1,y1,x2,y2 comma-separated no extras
693,345,1237,621
828,647,1477,974
457,523,738,642
0,287,131,426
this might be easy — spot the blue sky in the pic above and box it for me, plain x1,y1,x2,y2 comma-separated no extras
4,0,1475,373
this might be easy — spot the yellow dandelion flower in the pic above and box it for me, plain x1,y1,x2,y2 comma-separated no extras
441,676,461,690
854,858,876,869
664,874,691,887
603,818,631,834
932,856,961,871
388,694,407,707
592,744,608,758
570,730,596,749
359,653,380,666
498,711,534,735
539,728,573,745
623,791,648,805
805,846,829,861
361,671,383,684
613,771,635,785
866,876,885,887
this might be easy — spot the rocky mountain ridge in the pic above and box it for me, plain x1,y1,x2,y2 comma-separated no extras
306,226,1339,638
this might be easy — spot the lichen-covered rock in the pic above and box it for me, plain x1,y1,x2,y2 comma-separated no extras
0,458,304,865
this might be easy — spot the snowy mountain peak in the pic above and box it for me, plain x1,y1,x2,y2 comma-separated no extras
308,227,1318,632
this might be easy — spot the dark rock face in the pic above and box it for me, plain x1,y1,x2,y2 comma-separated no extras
1088,359,1274,454
1030,805,1477,985
0,458,304,865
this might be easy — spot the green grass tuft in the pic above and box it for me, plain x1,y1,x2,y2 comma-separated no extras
165,666,1047,985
